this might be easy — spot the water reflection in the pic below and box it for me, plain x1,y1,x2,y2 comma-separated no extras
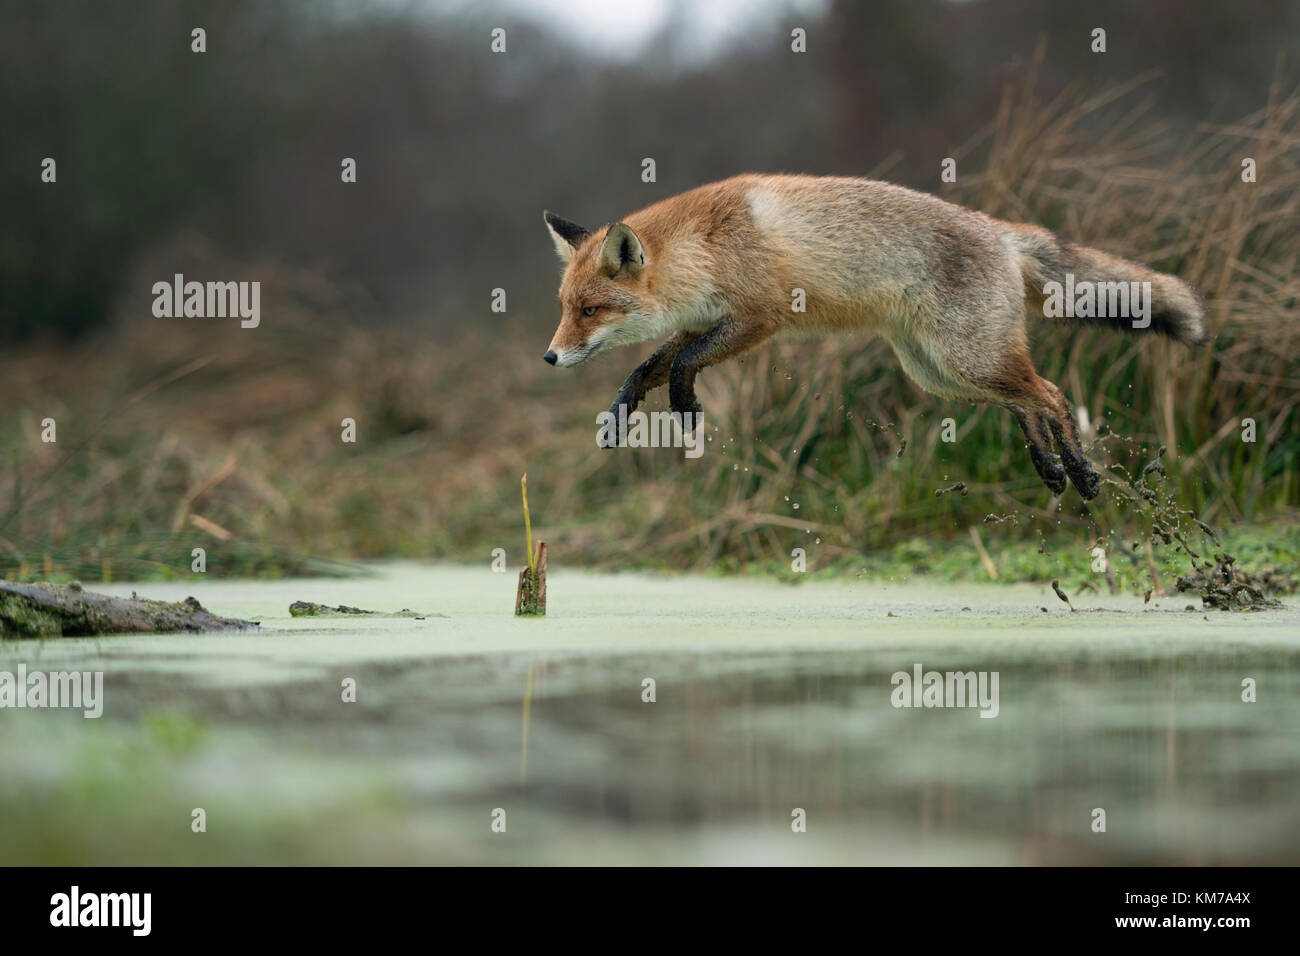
431,645,1300,863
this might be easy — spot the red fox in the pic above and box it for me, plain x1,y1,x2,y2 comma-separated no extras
542,174,1207,499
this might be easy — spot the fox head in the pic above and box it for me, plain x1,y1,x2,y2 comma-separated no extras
542,211,656,367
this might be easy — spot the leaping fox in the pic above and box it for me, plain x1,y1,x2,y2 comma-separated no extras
542,174,1207,499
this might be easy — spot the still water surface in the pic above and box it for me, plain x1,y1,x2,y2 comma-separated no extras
1,564,1296,864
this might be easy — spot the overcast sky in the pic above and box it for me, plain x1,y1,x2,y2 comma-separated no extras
424,0,832,58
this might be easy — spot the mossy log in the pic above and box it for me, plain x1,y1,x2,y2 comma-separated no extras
0,580,261,637
288,601,434,618
289,601,375,617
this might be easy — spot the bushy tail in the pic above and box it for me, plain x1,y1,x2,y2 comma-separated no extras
1005,224,1208,345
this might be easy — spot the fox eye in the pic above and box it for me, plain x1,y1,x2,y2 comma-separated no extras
581,305,599,317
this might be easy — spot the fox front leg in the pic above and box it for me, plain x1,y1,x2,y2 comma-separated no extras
603,331,700,447
668,316,777,423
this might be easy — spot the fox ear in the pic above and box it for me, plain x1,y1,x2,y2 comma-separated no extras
544,211,590,264
597,222,646,278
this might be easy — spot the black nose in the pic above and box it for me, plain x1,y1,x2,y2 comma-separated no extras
543,351,557,365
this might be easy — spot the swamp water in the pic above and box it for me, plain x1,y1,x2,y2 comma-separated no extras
0,563,1296,864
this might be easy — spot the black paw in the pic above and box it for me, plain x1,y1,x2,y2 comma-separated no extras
598,420,628,448
670,399,704,433
1029,449,1067,495
600,393,639,448
609,389,639,418
670,392,702,417
668,373,700,418
1042,467,1068,496
1071,467,1102,500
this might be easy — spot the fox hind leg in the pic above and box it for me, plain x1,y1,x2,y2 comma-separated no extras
990,350,1101,500
1041,389,1102,500
1011,406,1067,495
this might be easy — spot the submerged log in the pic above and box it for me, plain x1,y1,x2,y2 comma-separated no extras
289,601,374,617
0,580,261,637
288,601,433,618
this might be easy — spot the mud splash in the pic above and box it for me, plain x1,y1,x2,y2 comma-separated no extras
1087,426,1289,611
928,420,1292,611
1175,557,1291,611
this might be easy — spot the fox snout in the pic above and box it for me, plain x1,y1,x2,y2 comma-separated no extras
543,323,586,367
542,335,597,367
545,310,607,367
